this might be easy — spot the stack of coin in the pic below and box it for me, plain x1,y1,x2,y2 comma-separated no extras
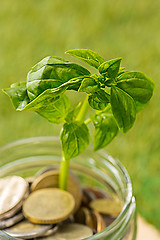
0,176,29,223
0,167,127,240
80,187,121,229
74,207,106,233
31,169,82,212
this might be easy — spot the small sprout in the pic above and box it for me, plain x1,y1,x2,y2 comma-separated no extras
3,49,155,190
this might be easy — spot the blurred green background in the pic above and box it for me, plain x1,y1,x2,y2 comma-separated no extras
0,0,160,230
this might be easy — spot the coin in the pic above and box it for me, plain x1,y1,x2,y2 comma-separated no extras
0,189,29,220
0,230,23,240
74,207,94,229
91,210,106,233
90,198,122,217
31,170,59,191
42,225,58,237
0,212,24,230
31,170,82,212
61,215,74,225
0,176,29,219
81,187,97,207
4,220,52,239
34,166,56,178
23,188,75,224
35,223,93,240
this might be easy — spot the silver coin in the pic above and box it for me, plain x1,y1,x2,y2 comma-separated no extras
0,176,29,220
42,225,59,237
3,220,52,239
0,231,23,240
0,212,24,230
0,189,29,220
35,223,93,240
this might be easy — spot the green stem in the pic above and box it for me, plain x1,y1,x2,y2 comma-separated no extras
59,95,89,190
85,118,92,125
76,95,89,122
59,155,70,190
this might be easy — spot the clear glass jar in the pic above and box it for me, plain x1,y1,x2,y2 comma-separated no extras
0,136,136,240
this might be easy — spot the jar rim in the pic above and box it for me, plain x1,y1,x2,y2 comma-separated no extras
0,136,135,239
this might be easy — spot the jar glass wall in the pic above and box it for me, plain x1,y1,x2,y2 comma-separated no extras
0,137,137,240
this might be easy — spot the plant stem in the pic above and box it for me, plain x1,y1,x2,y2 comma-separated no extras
76,95,89,122
59,155,70,190
59,95,89,190
85,118,92,125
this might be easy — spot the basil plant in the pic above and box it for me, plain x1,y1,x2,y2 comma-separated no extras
3,49,155,190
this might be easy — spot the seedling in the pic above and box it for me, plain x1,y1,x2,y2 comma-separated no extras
3,49,154,190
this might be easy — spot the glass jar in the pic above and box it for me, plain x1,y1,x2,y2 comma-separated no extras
0,136,136,240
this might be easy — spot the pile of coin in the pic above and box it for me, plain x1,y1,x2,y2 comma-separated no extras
0,167,123,240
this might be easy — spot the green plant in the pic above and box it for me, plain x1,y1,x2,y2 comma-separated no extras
3,49,154,190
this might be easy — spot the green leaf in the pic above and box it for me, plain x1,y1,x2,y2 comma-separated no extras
3,82,30,110
92,112,119,151
22,83,69,111
61,121,90,160
3,78,84,113
27,61,90,100
66,49,105,69
36,94,71,124
98,58,122,79
135,101,147,113
7,85,65,111
117,71,155,103
118,67,126,76
30,56,68,72
78,77,100,93
111,86,136,132
65,102,82,123
88,90,110,110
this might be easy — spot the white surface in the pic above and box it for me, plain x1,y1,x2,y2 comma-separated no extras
137,217,160,240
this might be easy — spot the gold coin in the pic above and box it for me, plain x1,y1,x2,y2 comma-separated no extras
90,198,122,217
0,176,29,218
4,219,52,239
42,225,59,237
35,223,93,240
31,170,59,191
74,207,94,229
31,170,82,212
91,210,106,233
34,166,56,178
23,188,75,224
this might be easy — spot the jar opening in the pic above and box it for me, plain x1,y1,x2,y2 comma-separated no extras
0,137,136,239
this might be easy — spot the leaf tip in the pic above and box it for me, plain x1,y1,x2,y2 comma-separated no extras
65,50,73,55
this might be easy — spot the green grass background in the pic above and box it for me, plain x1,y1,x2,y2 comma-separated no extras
0,0,160,230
